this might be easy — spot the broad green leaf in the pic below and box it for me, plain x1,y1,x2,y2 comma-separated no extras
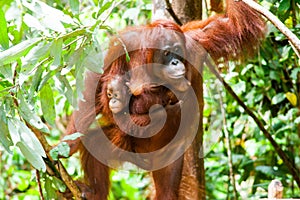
82,44,104,73
23,13,45,32
52,176,67,192
40,84,56,126
285,92,297,106
69,0,79,14
232,81,246,95
271,93,285,105
0,8,9,50
22,41,52,72
45,177,57,199
278,0,290,13
96,1,113,18
7,118,21,144
0,64,13,81
233,123,244,136
18,94,50,133
62,132,83,141
55,74,73,104
50,38,63,70
50,142,70,160
255,165,274,176
254,65,264,78
17,141,46,171
9,117,46,157
269,71,281,82
29,65,44,99
0,113,13,153
291,68,300,80
0,38,42,65
37,70,56,92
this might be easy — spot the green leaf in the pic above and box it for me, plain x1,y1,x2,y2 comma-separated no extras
0,112,13,153
55,74,74,104
269,71,281,82
271,93,286,104
45,177,57,199
29,65,44,99
22,41,52,72
9,118,46,157
50,142,70,160
278,0,291,13
96,1,113,18
50,38,63,70
82,44,104,73
52,176,67,192
0,38,42,66
17,141,46,171
69,0,80,14
291,68,300,80
63,132,83,141
255,165,274,176
40,84,56,126
0,8,9,50
18,94,50,133
7,118,21,144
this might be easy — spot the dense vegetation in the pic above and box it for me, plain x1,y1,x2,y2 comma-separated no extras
0,0,299,199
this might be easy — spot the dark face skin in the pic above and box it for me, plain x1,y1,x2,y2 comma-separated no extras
107,75,129,114
152,36,191,92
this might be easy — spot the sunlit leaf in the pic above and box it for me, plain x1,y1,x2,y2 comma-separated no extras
96,1,113,18
271,93,285,105
285,92,297,106
8,117,46,158
45,176,57,199
18,94,50,133
50,38,63,70
0,38,42,65
0,8,9,50
0,111,13,153
82,44,104,73
278,0,290,13
17,141,46,172
62,132,83,141
69,0,79,14
52,176,67,192
22,41,52,72
7,118,21,145
40,84,56,126
55,74,74,104
50,142,70,160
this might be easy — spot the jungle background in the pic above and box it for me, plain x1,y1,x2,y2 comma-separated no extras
0,0,299,199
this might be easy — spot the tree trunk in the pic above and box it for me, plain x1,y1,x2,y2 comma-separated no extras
152,1,205,199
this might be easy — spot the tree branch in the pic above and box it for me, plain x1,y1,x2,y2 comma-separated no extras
241,0,300,59
164,0,183,25
28,125,83,199
205,58,300,188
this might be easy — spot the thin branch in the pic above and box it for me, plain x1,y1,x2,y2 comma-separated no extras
205,58,300,188
241,0,300,59
217,86,238,199
164,0,183,25
36,170,45,200
28,125,83,199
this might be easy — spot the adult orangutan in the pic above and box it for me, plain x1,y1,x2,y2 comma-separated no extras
64,0,265,199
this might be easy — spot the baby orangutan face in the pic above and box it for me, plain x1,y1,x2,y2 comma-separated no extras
106,75,130,114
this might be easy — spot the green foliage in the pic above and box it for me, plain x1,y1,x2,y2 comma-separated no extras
205,0,300,198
